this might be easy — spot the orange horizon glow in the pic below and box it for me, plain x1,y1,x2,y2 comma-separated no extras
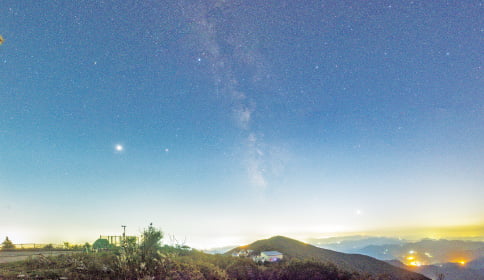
450,259,468,266
2,223,484,249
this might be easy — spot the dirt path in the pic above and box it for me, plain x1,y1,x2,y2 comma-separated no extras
0,251,77,264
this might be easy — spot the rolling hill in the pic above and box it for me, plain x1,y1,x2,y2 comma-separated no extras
227,236,429,280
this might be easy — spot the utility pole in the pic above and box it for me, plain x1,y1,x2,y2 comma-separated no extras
121,225,126,247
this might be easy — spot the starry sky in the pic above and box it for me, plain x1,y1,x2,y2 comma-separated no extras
1,1,483,248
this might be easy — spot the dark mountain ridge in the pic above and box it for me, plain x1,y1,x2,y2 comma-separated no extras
228,236,429,280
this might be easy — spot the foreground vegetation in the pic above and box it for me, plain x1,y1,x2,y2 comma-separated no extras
0,252,397,280
0,226,417,280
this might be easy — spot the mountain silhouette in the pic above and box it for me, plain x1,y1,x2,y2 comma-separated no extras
228,236,429,280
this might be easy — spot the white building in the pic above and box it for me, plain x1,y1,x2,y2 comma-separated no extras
260,251,283,262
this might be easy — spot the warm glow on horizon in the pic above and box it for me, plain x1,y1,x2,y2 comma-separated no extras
3,224,484,250
405,255,423,267
451,259,468,266
408,261,422,267
362,224,484,241
405,251,422,266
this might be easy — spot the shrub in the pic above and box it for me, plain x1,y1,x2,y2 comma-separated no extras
1,236,15,250
140,223,163,262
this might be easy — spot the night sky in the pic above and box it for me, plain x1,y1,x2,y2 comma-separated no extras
1,1,483,248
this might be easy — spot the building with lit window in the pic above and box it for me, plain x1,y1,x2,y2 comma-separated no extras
260,251,283,262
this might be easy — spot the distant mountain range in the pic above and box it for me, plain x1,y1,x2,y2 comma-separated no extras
311,236,484,263
227,236,429,280
309,236,484,280
202,246,235,254
354,239,484,264
309,236,406,252
387,259,484,280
